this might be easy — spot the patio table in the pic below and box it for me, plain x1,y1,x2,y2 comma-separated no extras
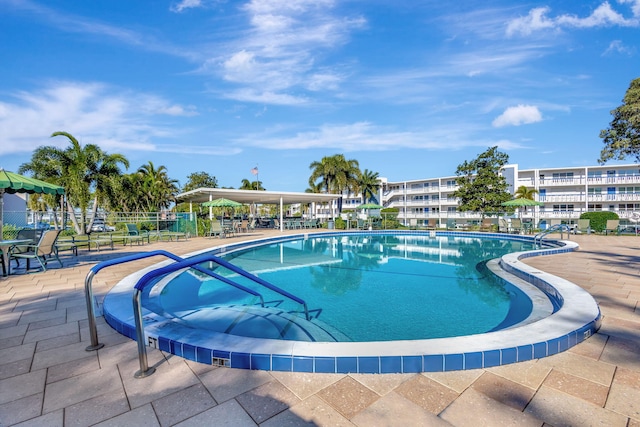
0,239,32,276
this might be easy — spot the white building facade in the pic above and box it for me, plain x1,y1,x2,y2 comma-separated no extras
375,163,640,229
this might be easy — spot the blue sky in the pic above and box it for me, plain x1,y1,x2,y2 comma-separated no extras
1,0,638,192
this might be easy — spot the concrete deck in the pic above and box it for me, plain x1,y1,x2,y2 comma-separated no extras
1,230,638,426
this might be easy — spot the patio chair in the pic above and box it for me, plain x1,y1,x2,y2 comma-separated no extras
573,219,591,235
480,218,494,232
10,229,63,273
498,218,509,233
604,219,619,235
124,224,150,245
207,220,224,238
11,229,43,258
510,218,523,234
426,219,437,230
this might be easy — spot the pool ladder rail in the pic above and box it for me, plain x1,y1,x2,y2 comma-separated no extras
534,224,572,245
84,250,310,378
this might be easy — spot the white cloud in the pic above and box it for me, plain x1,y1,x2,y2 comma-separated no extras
506,2,640,36
0,81,202,156
170,0,202,13
492,105,542,127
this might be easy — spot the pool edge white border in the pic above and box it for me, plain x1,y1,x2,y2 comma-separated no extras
103,231,601,373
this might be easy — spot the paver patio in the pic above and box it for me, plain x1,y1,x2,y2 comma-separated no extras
0,230,638,426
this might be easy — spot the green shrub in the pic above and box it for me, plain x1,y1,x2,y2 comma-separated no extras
335,218,346,229
580,211,619,233
2,224,19,240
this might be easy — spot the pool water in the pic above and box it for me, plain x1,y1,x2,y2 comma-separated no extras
146,234,539,342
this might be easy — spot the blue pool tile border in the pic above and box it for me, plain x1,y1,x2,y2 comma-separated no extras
103,230,601,374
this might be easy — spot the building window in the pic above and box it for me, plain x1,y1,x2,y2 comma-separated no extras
552,172,574,180
552,204,574,212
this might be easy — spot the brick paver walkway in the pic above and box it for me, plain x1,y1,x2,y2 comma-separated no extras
0,231,638,426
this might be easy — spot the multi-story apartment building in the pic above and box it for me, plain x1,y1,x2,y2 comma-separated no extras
375,163,640,229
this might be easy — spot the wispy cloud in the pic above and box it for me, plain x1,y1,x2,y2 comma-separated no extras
234,121,527,152
170,0,202,13
0,81,213,157
492,105,543,127
506,2,640,37
2,0,200,61
603,39,635,56
209,0,366,104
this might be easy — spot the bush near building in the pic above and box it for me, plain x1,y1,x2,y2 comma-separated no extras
580,211,619,233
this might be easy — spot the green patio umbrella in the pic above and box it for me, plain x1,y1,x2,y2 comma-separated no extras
202,198,243,208
0,169,65,238
501,198,544,207
356,203,384,210
501,197,544,220
202,197,243,219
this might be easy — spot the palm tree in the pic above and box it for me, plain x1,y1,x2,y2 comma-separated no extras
308,154,359,213
20,132,129,234
137,161,179,211
240,178,264,191
18,145,66,227
356,169,380,204
514,185,539,200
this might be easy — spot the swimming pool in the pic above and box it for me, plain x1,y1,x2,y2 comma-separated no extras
148,234,541,342
103,231,601,373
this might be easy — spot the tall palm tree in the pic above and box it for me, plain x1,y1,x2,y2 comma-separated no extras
308,154,359,213
137,161,179,211
356,169,381,204
20,132,129,234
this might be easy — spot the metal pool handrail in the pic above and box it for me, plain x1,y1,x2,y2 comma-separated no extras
204,255,311,321
132,253,311,378
534,224,571,245
84,250,265,351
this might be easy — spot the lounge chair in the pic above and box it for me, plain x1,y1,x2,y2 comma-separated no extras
425,219,437,230
573,219,591,235
10,229,63,273
604,219,619,235
498,218,509,233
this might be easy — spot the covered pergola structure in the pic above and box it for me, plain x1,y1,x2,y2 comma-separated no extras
175,188,341,232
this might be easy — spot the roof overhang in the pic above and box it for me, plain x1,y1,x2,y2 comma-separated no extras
176,188,340,205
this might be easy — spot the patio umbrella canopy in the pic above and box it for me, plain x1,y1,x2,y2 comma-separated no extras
501,197,544,207
356,203,384,210
0,169,65,237
201,198,243,208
